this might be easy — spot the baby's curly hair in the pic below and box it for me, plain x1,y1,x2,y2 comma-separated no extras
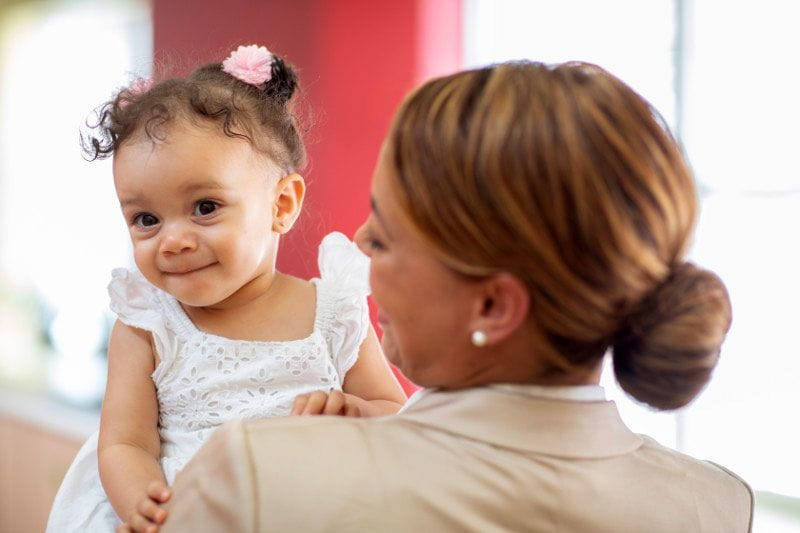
83,54,306,174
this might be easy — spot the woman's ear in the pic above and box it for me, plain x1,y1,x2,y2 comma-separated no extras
272,173,306,233
469,272,530,347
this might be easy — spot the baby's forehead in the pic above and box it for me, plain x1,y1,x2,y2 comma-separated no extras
123,118,277,167
115,124,282,192
125,115,236,147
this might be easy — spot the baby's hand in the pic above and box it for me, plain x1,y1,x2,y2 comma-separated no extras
291,390,364,417
117,481,171,533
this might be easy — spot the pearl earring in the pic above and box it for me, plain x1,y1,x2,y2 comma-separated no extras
471,330,488,347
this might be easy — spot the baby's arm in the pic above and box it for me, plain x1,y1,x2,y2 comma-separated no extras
98,320,170,531
292,325,406,417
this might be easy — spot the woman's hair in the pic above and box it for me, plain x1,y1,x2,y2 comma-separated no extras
83,53,306,174
388,61,731,410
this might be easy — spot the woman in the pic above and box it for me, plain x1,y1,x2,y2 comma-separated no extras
155,61,752,532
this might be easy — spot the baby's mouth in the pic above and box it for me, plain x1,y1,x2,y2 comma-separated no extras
163,263,214,275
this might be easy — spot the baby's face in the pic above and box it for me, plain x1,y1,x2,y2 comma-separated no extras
113,121,281,308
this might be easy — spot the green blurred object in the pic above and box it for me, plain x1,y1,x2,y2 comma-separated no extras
0,283,51,390
754,491,800,531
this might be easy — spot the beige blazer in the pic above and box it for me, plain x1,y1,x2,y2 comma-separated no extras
162,387,753,532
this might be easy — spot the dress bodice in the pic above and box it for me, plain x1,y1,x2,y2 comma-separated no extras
107,232,370,482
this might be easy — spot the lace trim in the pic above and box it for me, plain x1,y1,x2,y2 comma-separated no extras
108,268,173,372
314,278,370,380
314,231,371,379
108,268,162,332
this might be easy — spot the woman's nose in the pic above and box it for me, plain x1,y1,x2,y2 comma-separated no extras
159,223,197,255
353,221,371,257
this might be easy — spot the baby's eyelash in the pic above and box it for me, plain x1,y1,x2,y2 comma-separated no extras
193,200,220,217
132,212,159,228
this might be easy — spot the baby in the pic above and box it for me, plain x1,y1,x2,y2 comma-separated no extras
46,45,406,533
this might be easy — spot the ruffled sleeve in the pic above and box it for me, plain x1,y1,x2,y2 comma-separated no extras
108,268,173,365
314,232,371,382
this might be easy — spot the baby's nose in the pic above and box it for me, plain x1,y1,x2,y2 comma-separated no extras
159,224,197,255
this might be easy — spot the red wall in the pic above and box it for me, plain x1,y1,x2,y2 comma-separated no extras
153,0,462,393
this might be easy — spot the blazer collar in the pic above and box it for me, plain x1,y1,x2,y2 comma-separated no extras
398,387,643,459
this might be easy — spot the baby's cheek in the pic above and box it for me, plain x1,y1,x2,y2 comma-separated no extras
224,240,264,274
132,248,155,278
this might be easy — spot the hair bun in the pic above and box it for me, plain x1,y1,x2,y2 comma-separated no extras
612,263,732,410
264,55,297,104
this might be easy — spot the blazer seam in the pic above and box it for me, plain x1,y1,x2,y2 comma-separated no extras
394,418,643,459
705,460,755,532
240,424,259,533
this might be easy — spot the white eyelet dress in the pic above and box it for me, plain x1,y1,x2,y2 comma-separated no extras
46,232,370,532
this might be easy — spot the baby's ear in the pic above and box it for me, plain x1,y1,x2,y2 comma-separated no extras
272,173,305,233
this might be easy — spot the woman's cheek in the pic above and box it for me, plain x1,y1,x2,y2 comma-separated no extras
367,260,385,301
379,327,400,367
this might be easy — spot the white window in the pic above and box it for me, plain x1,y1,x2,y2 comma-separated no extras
465,1,800,529
0,0,151,405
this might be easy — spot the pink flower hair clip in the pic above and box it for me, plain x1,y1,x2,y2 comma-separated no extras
129,77,154,95
120,77,153,108
222,44,274,86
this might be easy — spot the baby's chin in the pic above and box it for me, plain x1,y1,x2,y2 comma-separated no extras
139,272,232,308
149,277,233,309
173,289,234,309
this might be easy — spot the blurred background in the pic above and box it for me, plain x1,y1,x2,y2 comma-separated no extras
0,1,797,531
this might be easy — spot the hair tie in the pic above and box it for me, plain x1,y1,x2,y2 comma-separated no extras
612,262,691,347
222,44,274,86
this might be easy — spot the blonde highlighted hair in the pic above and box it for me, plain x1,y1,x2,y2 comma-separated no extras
388,61,731,410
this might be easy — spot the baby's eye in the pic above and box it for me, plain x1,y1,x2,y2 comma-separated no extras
194,200,218,217
133,213,159,228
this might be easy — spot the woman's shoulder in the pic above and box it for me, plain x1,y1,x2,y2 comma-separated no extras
637,435,754,521
638,435,749,483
